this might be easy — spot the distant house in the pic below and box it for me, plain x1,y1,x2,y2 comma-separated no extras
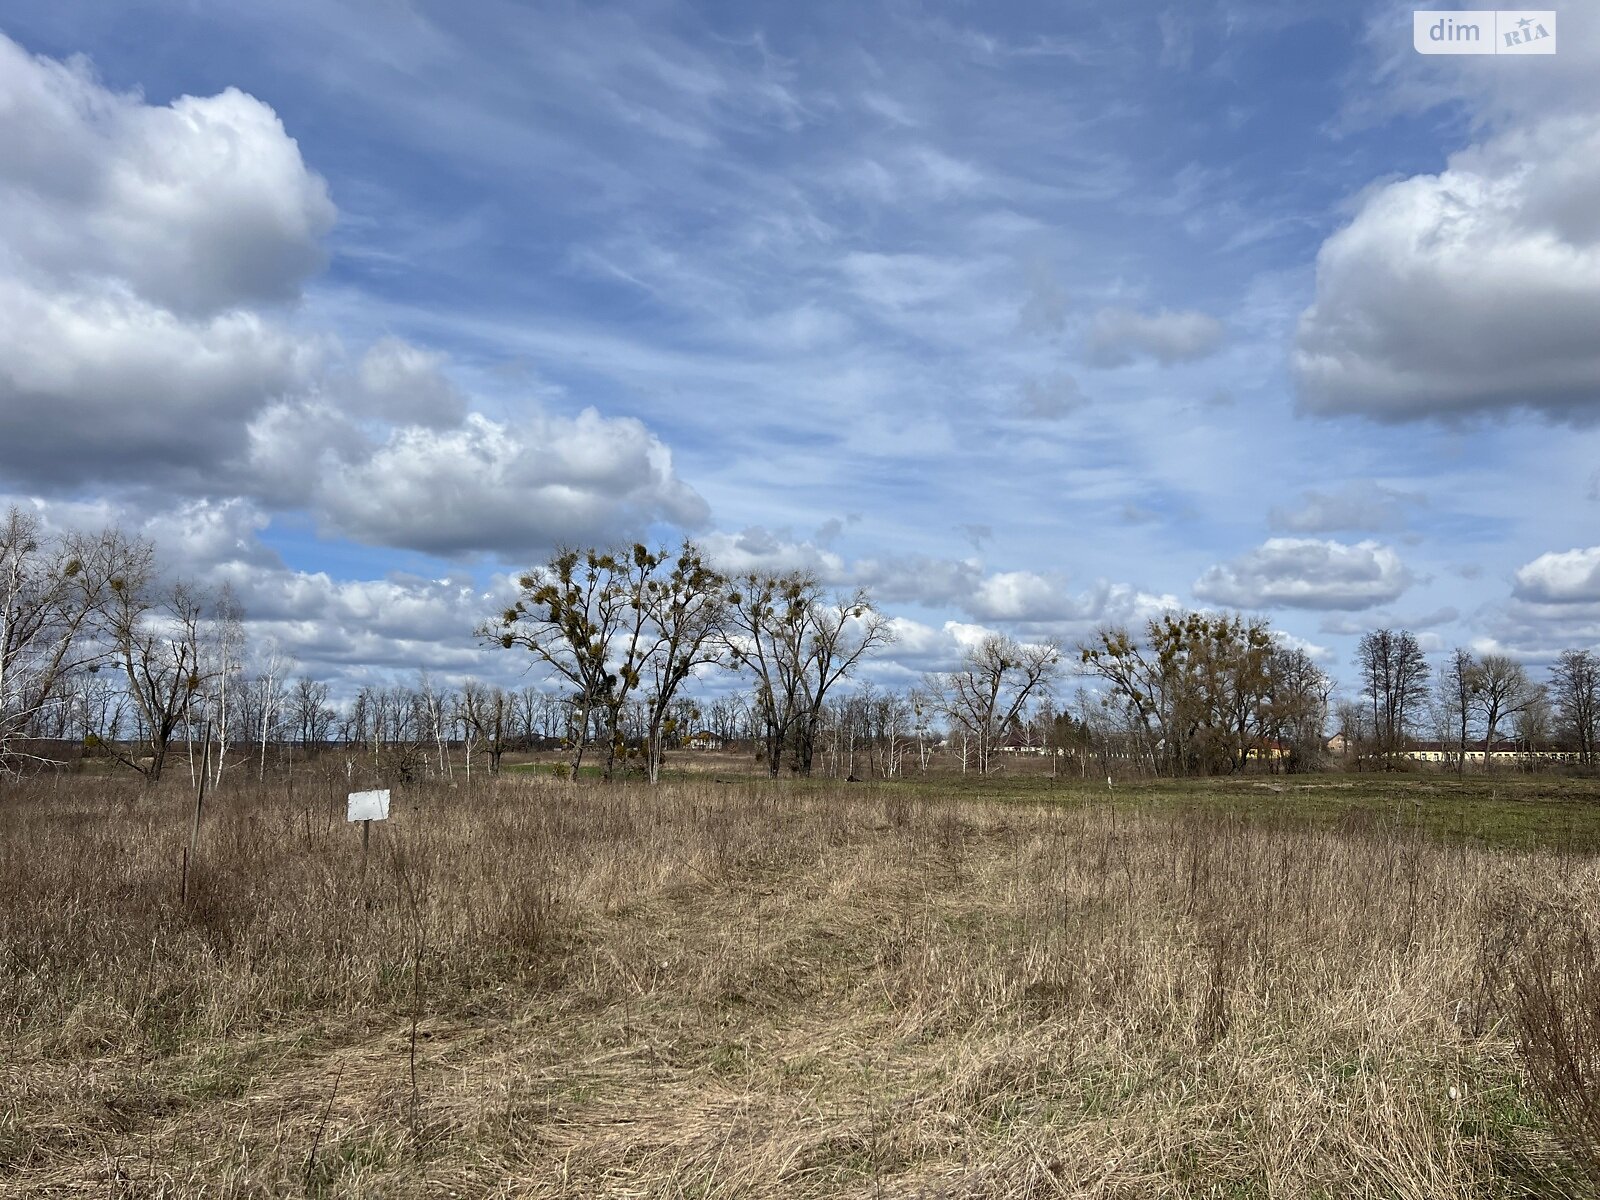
687,731,724,751
1325,733,1349,757
996,732,1047,755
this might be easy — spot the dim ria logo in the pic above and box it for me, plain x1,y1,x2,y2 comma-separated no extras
1414,10,1556,53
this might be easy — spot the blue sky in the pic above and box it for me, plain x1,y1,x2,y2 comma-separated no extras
1,1,1598,698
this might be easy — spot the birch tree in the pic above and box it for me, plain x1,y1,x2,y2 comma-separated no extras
204,584,246,785
254,644,295,781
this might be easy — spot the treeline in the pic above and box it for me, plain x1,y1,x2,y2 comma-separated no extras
8,512,1600,783
483,562,1341,780
1335,631,1600,768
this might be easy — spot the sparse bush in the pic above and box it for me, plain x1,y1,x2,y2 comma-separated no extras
1503,894,1600,1178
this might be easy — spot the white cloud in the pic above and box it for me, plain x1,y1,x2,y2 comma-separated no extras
1295,114,1600,423
0,277,321,486
699,527,847,579
1086,305,1225,367
968,570,1069,621
1513,547,1600,604
2,492,511,689
316,410,709,557
346,337,468,428
853,553,983,608
140,497,284,573
1270,629,1334,664
0,33,334,314
0,33,708,561
1194,538,1413,611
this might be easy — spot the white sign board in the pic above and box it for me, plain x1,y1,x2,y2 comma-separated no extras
346,789,391,822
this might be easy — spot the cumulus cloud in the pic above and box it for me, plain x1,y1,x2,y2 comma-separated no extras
967,570,1070,621
316,410,709,557
1270,629,1335,665
853,554,984,608
0,33,708,561
0,278,321,487
345,338,469,428
1295,114,1600,423
1005,579,1180,635
965,572,1180,635
849,553,1178,633
1268,481,1426,534
1194,538,1413,611
0,33,334,314
139,497,285,574
3,492,512,688
1086,306,1225,367
1513,547,1600,604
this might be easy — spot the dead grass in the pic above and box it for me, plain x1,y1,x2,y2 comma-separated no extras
1,771,1597,1197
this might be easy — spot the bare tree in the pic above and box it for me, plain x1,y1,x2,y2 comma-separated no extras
909,687,937,773
871,689,915,778
254,644,295,781
486,548,636,781
927,634,1059,775
724,573,894,777
204,583,246,786
289,678,335,751
0,511,135,772
1437,648,1481,775
1472,653,1535,764
1354,629,1430,769
416,672,453,781
637,543,727,783
1513,684,1553,753
1550,649,1600,767
1261,646,1332,772
1333,699,1369,765
458,680,514,776
99,569,209,783
1080,612,1279,775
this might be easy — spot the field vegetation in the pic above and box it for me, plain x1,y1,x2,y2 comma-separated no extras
6,766,1600,1197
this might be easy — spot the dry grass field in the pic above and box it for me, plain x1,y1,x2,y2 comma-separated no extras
5,769,1600,1197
